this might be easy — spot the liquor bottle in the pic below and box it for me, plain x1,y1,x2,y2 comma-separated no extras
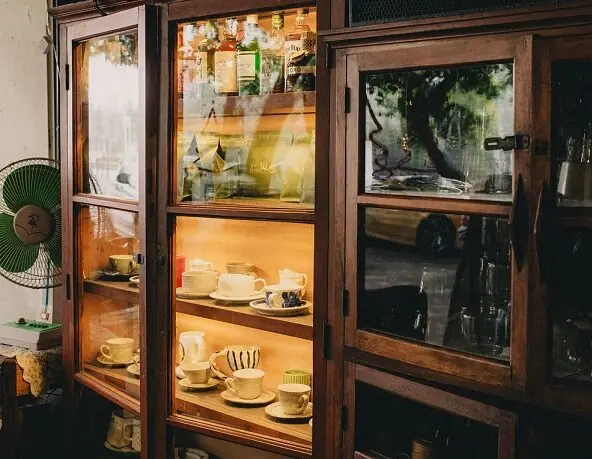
260,12,285,94
214,18,238,96
285,9,316,92
177,25,198,98
237,15,263,96
195,21,219,98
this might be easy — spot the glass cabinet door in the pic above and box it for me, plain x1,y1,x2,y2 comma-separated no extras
169,6,316,456
340,35,533,389
64,8,157,452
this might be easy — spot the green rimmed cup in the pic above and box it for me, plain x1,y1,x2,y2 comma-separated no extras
283,369,311,386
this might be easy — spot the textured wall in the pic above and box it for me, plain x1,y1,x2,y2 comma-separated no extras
0,0,50,323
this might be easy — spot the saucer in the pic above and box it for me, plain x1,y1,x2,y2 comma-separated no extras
129,276,140,287
210,291,266,304
176,287,214,299
220,389,276,405
265,402,313,421
179,377,219,391
127,364,140,376
104,441,139,455
249,299,311,317
96,354,136,367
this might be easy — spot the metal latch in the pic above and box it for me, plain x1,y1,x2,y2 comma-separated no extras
484,135,530,151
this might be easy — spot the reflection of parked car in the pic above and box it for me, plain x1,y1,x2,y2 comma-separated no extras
365,208,462,255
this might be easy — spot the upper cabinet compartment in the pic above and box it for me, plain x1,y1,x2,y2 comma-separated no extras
74,31,140,201
363,62,514,201
174,9,317,212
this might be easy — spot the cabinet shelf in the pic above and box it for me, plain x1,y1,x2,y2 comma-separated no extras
83,279,139,303
167,202,315,223
178,91,316,118
74,368,140,415
176,298,313,341
175,382,312,446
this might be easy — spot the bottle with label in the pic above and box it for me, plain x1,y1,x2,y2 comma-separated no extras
214,18,238,96
195,21,219,98
260,12,285,94
237,15,263,96
285,9,316,92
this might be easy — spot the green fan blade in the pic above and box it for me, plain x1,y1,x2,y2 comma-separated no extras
3,164,60,214
0,213,39,273
47,209,61,268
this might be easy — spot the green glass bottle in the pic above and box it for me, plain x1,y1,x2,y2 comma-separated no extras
237,15,262,96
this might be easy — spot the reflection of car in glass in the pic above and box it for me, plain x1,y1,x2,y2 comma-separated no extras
365,208,462,255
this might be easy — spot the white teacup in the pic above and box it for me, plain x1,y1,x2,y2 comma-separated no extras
277,383,310,415
106,411,134,448
217,274,266,298
100,338,135,364
182,270,218,294
181,362,211,384
226,262,255,275
225,368,264,400
265,284,304,308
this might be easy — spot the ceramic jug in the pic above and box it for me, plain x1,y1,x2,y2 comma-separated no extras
279,269,308,294
178,331,206,365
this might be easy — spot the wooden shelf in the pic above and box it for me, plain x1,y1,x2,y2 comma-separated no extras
178,92,316,118
175,381,312,446
176,298,313,341
83,279,139,303
74,367,140,415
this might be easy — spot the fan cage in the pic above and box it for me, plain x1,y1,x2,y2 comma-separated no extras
0,158,62,289
349,0,563,27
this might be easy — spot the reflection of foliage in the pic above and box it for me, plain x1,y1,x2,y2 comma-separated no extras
366,64,512,181
88,33,137,66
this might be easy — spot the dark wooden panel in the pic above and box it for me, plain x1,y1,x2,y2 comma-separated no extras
168,0,315,21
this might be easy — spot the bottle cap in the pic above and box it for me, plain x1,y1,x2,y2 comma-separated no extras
246,14,258,25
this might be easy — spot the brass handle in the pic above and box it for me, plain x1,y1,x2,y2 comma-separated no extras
534,182,553,282
509,175,529,272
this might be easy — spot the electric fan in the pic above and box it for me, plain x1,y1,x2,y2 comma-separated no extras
0,158,61,289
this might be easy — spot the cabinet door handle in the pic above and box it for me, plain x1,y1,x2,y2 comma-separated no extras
509,174,529,272
534,182,553,282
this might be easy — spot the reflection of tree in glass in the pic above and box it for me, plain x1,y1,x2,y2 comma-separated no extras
88,34,137,66
365,64,512,182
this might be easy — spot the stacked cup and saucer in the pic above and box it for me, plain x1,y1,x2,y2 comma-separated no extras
176,259,218,299
250,269,311,316
209,265,267,303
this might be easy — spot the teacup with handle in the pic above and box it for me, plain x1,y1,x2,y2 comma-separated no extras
208,345,261,380
277,383,311,415
100,338,135,364
217,274,266,298
225,368,264,400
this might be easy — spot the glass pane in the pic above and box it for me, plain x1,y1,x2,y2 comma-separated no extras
360,208,511,360
355,381,499,458
175,9,316,208
172,216,313,450
364,63,514,201
552,61,592,207
78,205,141,402
75,32,140,200
550,225,592,385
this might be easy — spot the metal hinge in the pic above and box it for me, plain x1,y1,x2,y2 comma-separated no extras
341,405,349,431
342,288,350,316
324,42,333,69
65,64,70,91
322,323,331,360
484,134,530,151
344,87,351,113
66,274,71,301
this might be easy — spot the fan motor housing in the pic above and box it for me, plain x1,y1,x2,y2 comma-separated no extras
13,205,54,244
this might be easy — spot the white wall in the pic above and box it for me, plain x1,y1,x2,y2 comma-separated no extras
0,0,50,323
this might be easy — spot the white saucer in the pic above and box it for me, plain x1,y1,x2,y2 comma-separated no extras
176,287,214,299
96,354,136,367
179,377,219,391
104,441,139,455
220,389,276,405
249,299,311,317
210,291,266,303
265,402,313,421
129,276,140,286
127,364,140,376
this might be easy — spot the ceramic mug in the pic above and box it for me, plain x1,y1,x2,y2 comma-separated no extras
100,337,135,364
209,345,261,380
178,331,206,365
217,274,266,298
226,262,255,275
283,369,311,386
182,270,218,294
225,368,264,400
181,362,211,384
109,255,138,275
277,383,310,415
106,411,134,449
264,284,303,308
123,418,141,452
